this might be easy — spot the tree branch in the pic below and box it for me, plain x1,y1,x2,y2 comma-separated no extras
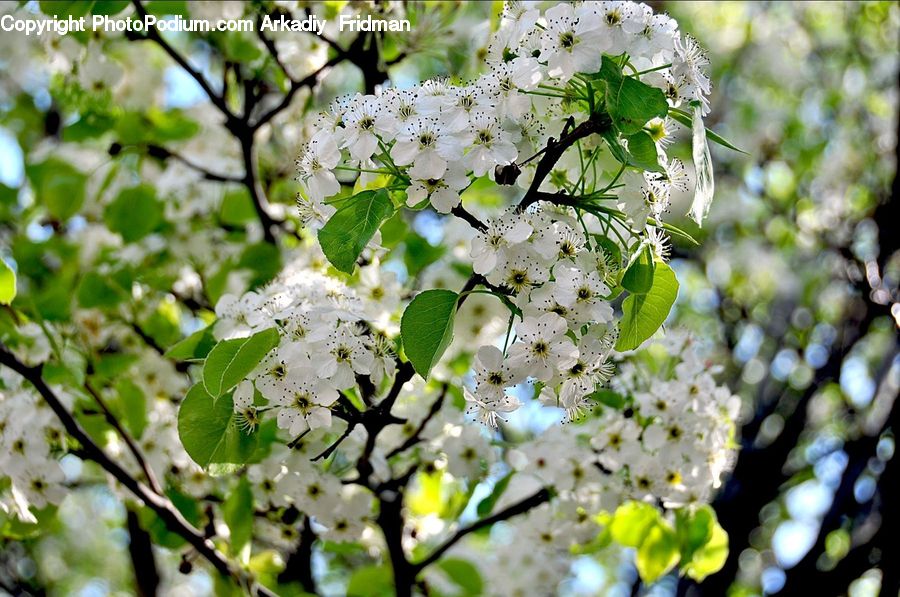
386,386,447,459
126,143,243,184
517,115,610,211
130,1,238,129
411,488,551,572
449,204,487,232
278,516,317,593
84,380,164,496
251,56,341,132
127,507,161,597
0,344,276,597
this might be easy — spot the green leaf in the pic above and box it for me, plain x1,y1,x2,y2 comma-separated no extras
76,272,127,309
177,383,259,468
400,289,459,379
592,235,622,269
0,258,15,305
621,245,656,294
609,501,661,548
668,108,747,154
438,558,484,595
91,1,129,15
39,1,94,18
165,325,217,361
346,564,394,597
114,378,148,439
26,158,87,220
403,233,446,277
601,129,632,167
678,506,729,581
223,477,254,556
317,189,394,274
476,472,513,517
585,388,626,409
625,131,663,173
675,505,714,562
104,185,163,243
636,518,680,584
220,188,256,225
0,505,58,540
202,328,279,398
238,242,282,288
609,502,681,584
594,56,668,135
616,261,679,351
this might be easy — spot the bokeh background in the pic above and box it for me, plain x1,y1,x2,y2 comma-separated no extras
0,1,897,596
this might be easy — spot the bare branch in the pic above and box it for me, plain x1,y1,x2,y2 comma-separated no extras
130,1,238,129
251,56,341,131
0,344,276,597
411,488,551,572
83,381,164,496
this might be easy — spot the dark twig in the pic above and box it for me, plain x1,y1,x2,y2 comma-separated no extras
411,488,551,572
130,1,238,129
386,386,447,459
127,507,161,597
517,115,610,211
0,344,276,597
450,204,487,232
84,381,164,496
312,421,357,462
251,56,341,131
132,143,243,183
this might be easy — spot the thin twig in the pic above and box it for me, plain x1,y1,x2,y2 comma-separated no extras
0,344,276,597
411,488,551,572
83,381,164,496
386,386,447,459
251,56,341,131
130,1,238,129
312,421,357,461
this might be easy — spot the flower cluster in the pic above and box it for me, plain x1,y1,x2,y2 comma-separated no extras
294,0,713,426
0,370,67,521
464,207,620,425
511,334,739,509
215,260,400,437
297,0,710,215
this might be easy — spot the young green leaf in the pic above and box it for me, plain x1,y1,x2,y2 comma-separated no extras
625,131,664,173
594,56,668,135
0,258,16,305
346,565,394,597
636,519,680,584
677,506,729,581
177,383,259,468
616,261,679,351
223,476,254,556
317,188,394,274
476,472,513,517
104,185,164,242
682,522,728,581
401,289,459,379
164,325,218,361
203,328,279,398
609,501,661,548
438,558,485,596
26,158,87,221
621,245,656,294
76,272,128,309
